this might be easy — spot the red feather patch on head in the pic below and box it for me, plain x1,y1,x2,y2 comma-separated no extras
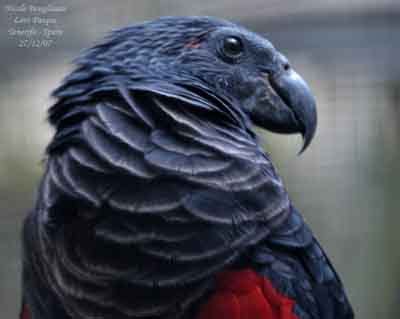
184,31,209,49
185,38,202,49
197,269,298,319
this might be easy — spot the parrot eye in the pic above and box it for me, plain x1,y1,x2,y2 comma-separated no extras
221,36,244,60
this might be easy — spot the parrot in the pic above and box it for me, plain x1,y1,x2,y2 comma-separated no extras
21,16,354,319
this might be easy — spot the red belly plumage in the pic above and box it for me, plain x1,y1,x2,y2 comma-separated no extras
197,269,298,319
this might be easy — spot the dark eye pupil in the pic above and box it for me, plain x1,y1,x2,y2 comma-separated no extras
223,37,243,57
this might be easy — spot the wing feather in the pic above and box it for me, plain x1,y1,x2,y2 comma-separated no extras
251,207,354,319
26,80,292,319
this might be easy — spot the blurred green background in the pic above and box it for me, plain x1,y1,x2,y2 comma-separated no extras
1,1,399,318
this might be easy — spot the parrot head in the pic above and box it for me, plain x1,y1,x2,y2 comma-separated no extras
167,16,318,153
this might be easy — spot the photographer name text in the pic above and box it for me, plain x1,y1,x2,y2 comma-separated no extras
4,3,67,48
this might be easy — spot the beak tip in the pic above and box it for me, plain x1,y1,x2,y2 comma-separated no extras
297,122,316,155
297,136,310,155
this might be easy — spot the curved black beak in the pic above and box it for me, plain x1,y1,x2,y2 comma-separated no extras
269,68,317,154
250,53,317,154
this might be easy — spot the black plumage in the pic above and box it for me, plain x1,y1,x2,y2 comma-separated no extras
22,16,353,319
